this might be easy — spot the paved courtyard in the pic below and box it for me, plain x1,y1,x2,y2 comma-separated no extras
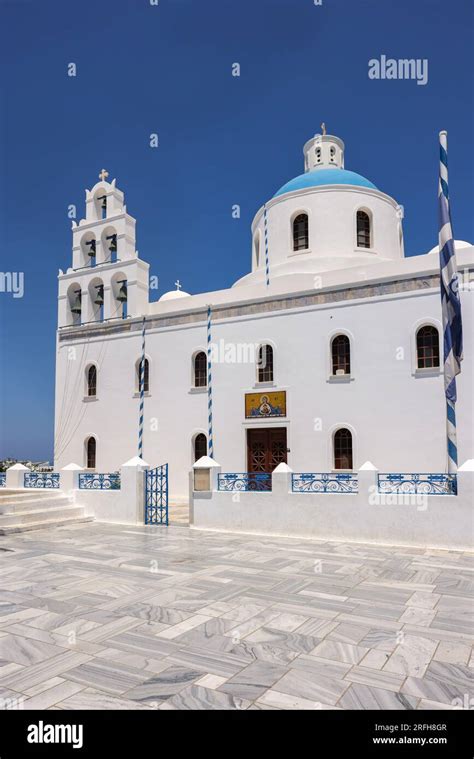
0,522,472,710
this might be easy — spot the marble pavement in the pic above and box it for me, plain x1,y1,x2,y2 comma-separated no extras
0,522,472,710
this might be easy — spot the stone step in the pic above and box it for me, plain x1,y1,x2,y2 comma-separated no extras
0,505,87,528
0,489,92,533
0,515,93,535
0,495,73,515
168,503,189,525
0,489,62,502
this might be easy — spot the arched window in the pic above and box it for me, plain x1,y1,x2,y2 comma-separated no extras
86,437,96,469
137,358,149,393
331,335,351,375
194,351,207,388
356,211,371,248
334,428,353,470
257,344,274,383
416,326,440,369
293,214,309,251
194,433,207,462
87,365,97,397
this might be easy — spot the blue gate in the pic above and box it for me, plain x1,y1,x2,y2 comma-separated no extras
144,464,169,525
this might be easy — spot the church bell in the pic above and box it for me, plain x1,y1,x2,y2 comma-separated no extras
71,291,82,314
107,234,117,253
117,282,127,302
86,239,96,257
94,285,104,306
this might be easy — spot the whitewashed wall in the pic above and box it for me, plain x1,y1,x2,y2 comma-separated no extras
54,281,474,503
191,466,474,551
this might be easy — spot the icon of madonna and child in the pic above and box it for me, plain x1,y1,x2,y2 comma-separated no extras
249,393,285,417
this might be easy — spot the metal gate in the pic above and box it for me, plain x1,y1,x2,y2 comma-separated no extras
144,464,169,525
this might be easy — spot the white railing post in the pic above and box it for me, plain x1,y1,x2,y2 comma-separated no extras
457,459,474,500
358,461,378,505
121,456,149,524
60,463,84,496
190,456,221,525
5,463,30,489
192,456,221,492
272,462,293,496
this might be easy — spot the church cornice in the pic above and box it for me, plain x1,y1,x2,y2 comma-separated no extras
57,270,456,343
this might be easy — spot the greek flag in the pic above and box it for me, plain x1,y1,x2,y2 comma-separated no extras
438,131,463,470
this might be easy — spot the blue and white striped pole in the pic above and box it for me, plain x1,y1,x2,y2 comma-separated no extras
207,305,214,458
138,316,146,458
438,130,463,473
263,204,270,287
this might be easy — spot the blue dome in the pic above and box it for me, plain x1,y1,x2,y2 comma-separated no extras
274,168,377,197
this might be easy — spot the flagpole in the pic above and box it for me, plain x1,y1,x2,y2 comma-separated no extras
207,305,214,458
138,316,146,458
438,130,463,475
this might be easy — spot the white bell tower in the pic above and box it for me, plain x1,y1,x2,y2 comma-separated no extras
58,170,149,328
303,125,345,172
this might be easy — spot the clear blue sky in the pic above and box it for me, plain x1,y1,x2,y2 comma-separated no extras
0,0,473,461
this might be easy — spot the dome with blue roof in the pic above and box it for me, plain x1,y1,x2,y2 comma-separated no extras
274,168,377,198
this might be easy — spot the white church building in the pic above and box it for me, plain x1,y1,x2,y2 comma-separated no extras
54,130,474,509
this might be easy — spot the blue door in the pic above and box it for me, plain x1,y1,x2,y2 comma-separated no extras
144,464,168,525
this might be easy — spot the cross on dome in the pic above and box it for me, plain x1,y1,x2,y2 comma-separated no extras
175,279,182,291
98,168,109,182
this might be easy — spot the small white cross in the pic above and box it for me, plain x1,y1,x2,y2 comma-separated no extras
175,279,182,291
99,168,109,182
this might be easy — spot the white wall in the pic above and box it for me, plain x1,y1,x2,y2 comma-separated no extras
191,468,474,551
236,185,403,289
54,280,473,504
64,458,147,524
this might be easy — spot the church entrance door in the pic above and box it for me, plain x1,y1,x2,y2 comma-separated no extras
247,428,287,473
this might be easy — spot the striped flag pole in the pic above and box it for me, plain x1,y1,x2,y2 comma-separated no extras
138,316,146,458
438,131,463,473
207,305,214,458
263,204,270,287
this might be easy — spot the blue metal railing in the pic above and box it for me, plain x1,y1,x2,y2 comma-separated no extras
24,472,60,489
218,473,272,492
78,473,121,490
378,473,457,496
0,473,6,487
292,472,358,493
